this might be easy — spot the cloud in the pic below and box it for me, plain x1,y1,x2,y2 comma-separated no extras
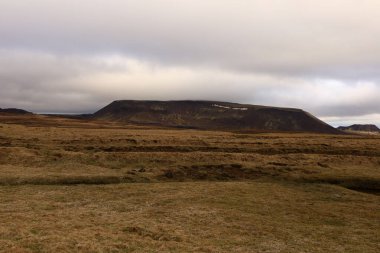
0,0,379,124
0,50,379,119
1,0,380,78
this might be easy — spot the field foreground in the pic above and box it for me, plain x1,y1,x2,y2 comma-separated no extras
0,115,379,252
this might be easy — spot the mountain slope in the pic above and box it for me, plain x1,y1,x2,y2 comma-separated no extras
93,100,341,134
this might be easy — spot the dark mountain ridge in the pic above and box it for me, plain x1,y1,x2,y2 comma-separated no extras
93,100,341,134
338,124,380,132
0,108,32,115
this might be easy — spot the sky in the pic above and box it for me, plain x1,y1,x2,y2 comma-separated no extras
0,0,379,127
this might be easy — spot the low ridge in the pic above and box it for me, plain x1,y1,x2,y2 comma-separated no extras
0,108,32,115
338,124,380,133
93,100,341,134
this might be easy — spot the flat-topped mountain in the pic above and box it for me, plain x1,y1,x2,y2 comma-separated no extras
0,108,31,115
338,124,380,133
93,100,340,134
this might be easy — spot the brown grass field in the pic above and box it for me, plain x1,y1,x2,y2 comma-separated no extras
0,114,379,252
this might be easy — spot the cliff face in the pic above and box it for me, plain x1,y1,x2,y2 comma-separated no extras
93,100,340,134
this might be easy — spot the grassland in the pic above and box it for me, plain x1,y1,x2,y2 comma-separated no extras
0,114,379,252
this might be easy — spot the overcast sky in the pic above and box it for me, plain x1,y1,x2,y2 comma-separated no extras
1,0,379,126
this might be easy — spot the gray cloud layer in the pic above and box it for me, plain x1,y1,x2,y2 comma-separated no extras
0,0,379,125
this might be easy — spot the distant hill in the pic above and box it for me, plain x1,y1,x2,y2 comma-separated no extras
338,124,380,133
93,100,341,134
0,108,32,115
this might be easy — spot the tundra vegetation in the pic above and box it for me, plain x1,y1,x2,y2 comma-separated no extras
0,114,379,252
